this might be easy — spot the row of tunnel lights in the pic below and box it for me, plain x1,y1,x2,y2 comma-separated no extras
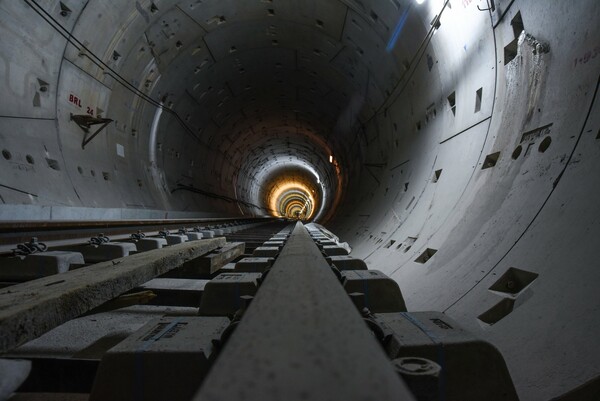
267,155,336,220
269,181,316,220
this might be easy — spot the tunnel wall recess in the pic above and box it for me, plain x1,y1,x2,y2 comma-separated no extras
0,0,599,399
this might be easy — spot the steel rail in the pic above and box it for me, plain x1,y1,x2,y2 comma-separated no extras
195,221,414,401
0,217,276,254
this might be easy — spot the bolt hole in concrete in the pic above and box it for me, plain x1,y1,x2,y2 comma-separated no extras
78,166,83,174
512,145,523,159
482,151,500,169
59,1,71,17
33,92,41,107
478,298,515,325
91,169,96,177
2,149,11,160
46,158,60,170
538,136,552,152
415,248,437,264
402,236,417,253
432,169,442,183
37,78,49,92
504,38,519,65
489,267,539,296
26,154,34,164
447,91,456,115
511,11,525,38
475,87,482,113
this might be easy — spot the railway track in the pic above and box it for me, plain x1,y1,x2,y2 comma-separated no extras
0,217,275,254
0,221,518,400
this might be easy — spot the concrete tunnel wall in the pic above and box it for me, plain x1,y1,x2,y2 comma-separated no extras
0,0,599,399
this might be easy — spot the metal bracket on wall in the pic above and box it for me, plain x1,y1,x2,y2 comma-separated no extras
477,0,495,11
70,114,113,149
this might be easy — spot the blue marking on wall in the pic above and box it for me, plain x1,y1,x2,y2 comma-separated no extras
386,5,412,53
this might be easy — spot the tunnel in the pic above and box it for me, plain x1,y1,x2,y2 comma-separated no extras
0,0,599,400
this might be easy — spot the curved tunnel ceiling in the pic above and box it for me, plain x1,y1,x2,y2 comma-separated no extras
129,0,420,222
1,0,600,399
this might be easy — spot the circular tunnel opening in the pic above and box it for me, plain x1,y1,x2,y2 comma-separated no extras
262,166,323,221
223,120,346,222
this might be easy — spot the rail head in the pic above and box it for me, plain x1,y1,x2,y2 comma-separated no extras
195,222,414,401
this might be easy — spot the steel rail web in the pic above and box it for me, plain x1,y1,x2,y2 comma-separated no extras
195,222,415,401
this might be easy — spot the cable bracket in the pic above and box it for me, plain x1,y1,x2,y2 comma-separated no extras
70,113,113,149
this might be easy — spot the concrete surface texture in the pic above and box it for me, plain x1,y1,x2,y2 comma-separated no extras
0,0,598,399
